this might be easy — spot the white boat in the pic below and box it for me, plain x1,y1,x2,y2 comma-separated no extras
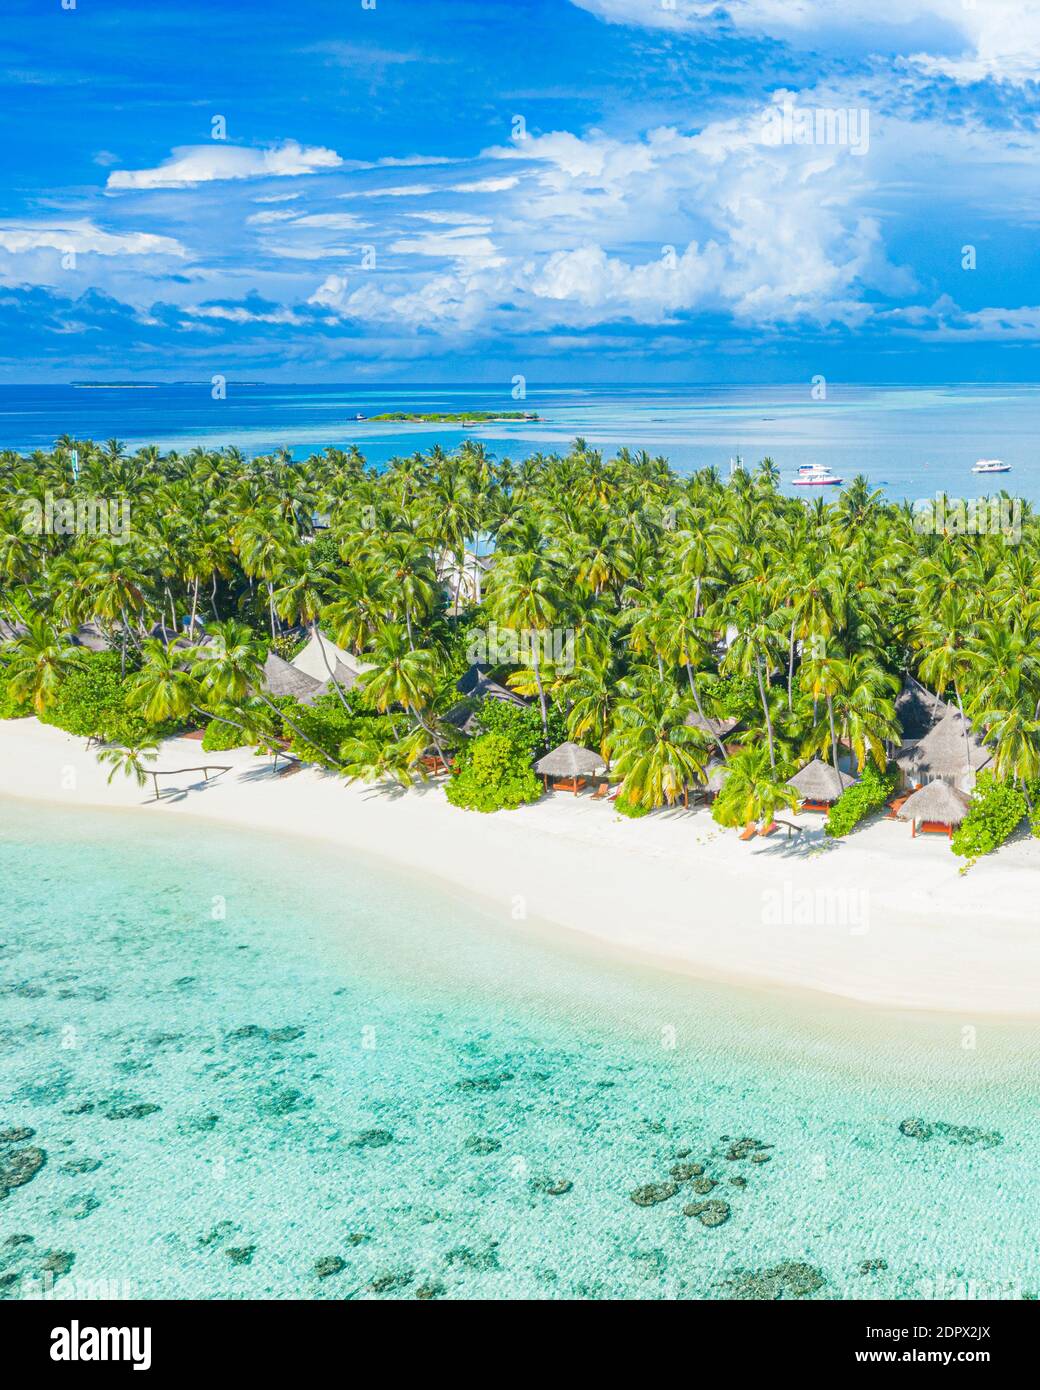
972,458,1010,474
792,463,843,487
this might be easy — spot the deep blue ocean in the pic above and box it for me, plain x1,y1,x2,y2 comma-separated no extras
1,382,1037,501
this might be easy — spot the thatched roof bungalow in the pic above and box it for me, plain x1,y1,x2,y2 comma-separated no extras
291,629,374,684
898,780,972,839
534,741,604,793
787,757,857,808
895,709,992,793
260,653,324,704
684,711,741,740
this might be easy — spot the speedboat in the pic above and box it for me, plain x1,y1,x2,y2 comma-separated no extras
972,458,1010,474
792,463,843,486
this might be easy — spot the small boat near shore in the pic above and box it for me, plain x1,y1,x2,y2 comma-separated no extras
792,463,843,486
972,458,1010,474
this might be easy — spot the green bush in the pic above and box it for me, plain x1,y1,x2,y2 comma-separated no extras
951,774,1026,861
283,694,364,768
0,681,30,719
614,792,650,819
697,673,758,721
201,717,251,753
39,650,168,744
825,762,897,838
445,731,541,813
472,697,565,761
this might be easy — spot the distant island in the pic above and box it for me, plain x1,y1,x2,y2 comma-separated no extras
368,410,538,423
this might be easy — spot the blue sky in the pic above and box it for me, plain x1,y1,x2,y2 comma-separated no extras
3,0,1040,384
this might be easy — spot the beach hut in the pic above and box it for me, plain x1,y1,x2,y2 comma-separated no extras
534,741,605,794
684,710,741,749
895,708,991,793
456,663,529,708
898,781,971,838
260,652,324,704
699,758,730,801
291,629,374,684
787,757,856,812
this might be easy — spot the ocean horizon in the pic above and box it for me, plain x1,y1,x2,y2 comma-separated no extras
1,382,1037,502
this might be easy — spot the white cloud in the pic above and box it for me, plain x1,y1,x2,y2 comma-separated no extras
388,228,501,264
0,219,185,257
450,176,519,192
184,303,304,325
570,0,1040,85
107,140,342,190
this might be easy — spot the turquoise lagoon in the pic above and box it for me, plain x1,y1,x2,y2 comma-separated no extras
1,796,1038,1301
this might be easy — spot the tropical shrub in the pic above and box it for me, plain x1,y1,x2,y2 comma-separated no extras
445,731,541,813
39,650,164,745
825,762,897,838
697,673,759,721
951,774,1027,861
281,694,362,768
0,682,29,719
614,791,650,818
201,717,251,753
474,696,565,761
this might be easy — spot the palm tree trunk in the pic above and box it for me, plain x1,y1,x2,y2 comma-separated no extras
787,619,796,712
755,653,775,767
531,648,549,741
311,621,350,710
258,692,343,768
686,662,728,762
827,695,840,775
954,680,972,781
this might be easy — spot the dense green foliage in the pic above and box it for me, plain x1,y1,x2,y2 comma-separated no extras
824,762,898,838
951,773,1027,861
39,651,162,745
473,696,565,761
0,437,1036,848
201,715,251,753
445,730,542,813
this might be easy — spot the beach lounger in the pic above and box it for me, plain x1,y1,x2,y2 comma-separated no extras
738,823,757,841
759,821,779,837
884,794,910,820
917,819,954,838
591,781,610,800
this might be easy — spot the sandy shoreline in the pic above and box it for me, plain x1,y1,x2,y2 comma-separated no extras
2,718,1040,1017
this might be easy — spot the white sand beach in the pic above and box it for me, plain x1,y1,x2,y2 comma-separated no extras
3,717,1040,1018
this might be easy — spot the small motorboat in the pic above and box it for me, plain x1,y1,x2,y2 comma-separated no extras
355,413,366,421
792,463,843,486
972,458,1010,474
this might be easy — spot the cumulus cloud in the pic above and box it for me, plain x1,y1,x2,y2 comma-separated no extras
107,140,342,190
0,219,185,258
570,0,1040,85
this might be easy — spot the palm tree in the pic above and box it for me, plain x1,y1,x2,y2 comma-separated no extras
712,745,798,832
4,618,82,714
190,619,326,760
486,550,566,739
606,673,705,810
96,740,160,794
